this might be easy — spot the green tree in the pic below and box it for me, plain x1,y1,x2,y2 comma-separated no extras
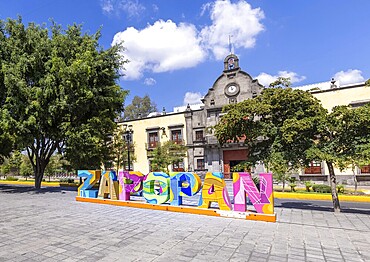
268,76,291,88
44,154,64,182
215,87,325,169
215,86,370,212
214,88,328,202
20,154,33,181
150,141,187,172
307,104,370,209
0,151,23,177
267,152,292,192
0,18,128,188
124,95,157,120
0,20,15,163
1,158,11,177
104,128,137,171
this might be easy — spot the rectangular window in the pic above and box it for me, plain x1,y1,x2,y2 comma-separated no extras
196,159,205,170
304,161,322,174
171,130,182,144
148,132,158,148
173,162,184,172
195,130,204,141
360,165,370,174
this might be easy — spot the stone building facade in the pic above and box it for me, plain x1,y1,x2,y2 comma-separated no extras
184,54,263,177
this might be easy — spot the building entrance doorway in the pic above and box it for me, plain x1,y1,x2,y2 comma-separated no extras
223,149,248,178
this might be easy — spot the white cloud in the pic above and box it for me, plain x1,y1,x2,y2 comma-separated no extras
101,0,145,18
200,0,265,59
112,0,265,79
112,20,206,80
256,71,306,87
143,77,156,86
183,92,203,105
101,0,114,13
152,4,159,12
333,69,365,86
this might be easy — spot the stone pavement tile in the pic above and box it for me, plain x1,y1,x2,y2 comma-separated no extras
248,251,269,261
306,252,326,261
268,254,287,262
62,258,79,262
9,255,29,262
214,246,235,260
287,257,305,262
34,256,59,262
236,244,255,255
154,254,193,262
51,253,70,260
228,252,251,261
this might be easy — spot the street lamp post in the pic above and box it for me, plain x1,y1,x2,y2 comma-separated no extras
125,125,133,171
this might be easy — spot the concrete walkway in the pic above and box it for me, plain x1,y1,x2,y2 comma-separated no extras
0,185,369,262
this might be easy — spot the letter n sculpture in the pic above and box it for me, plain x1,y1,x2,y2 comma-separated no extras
233,172,274,214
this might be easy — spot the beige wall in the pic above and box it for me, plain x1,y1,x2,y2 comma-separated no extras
312,84,370,110
119,113,187,174
309,84,370,179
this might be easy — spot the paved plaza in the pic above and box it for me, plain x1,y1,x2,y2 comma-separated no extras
0,185,369,262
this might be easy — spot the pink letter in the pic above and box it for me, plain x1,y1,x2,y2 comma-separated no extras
233,172,274,214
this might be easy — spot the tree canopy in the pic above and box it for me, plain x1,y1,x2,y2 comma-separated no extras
215,87,326,170
123,95,157,120
0,17,128,188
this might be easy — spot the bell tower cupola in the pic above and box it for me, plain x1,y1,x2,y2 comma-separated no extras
223,54,240,72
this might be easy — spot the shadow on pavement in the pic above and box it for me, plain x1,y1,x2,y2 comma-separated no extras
276,201,370,215
0,184,77,194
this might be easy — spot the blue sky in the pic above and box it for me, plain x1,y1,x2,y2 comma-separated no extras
1,0,369,111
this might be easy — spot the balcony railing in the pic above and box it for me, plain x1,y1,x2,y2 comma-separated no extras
193,137,206,143
360,165,370,174
304,166,322,174
171,139,184,145
206,136,218,145
146,142,160,150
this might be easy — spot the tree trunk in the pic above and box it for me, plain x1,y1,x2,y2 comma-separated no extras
282,180,285,192
352,166,358,193
326,161,341,212
34,159,47,190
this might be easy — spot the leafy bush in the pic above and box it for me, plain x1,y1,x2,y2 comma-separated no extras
289,182,297,192
59,178,75,183
336,184,345,193
304,181,313,192
312,184,331,193
5,176,18,181
288,177,296,192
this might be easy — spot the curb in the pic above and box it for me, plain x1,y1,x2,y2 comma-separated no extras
274,192,370,203
0,181,60,187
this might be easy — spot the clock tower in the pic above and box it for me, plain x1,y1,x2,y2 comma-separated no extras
185,53,264,177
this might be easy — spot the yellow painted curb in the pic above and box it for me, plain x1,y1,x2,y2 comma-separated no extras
274,192,370,203
76,196,277,222
0,181,60,187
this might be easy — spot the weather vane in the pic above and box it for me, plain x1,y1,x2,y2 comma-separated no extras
228,34,234,54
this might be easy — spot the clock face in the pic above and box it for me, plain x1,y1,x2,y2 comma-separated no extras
225,83,239,96
228,85,237,93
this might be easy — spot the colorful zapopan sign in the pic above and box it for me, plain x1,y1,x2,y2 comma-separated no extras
76,170,275,222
